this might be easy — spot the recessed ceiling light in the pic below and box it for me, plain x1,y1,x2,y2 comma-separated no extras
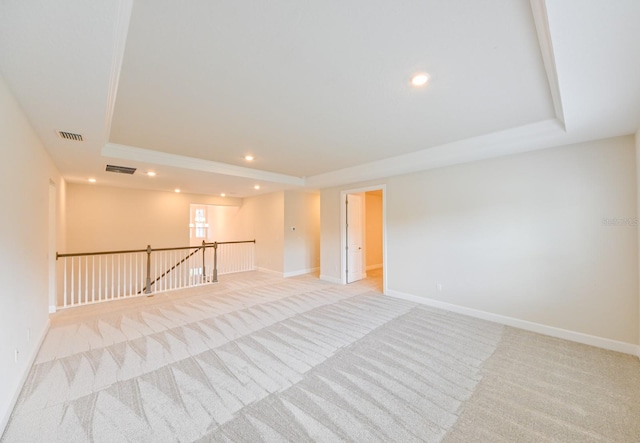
88,178,96,183
147,171,156,177
174,188,181,193
254,185,260,190
411,73,430,87
245,155,254,161
220,193,226,197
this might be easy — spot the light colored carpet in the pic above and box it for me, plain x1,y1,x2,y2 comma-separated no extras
2,270,640,442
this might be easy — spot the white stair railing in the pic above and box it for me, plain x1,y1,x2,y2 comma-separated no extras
57,240,255,308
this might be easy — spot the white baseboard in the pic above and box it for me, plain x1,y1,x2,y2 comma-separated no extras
256,267,284,277
283,267,319,278
319,274,342,284
386,290,640,357
1,318,50,437
217,267,259,277
366,264,382,271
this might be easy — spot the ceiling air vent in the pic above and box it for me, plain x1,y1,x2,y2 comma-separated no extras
105,164,137,175
57,131,83,141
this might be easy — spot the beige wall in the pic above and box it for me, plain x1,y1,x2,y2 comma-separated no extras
0,75,66,431
65,184,239,253
239,191,320,276
320,187,344,281
321,136,639,345
207,205,244,243
284,190,320,275
239,192,285,273
237,190,320,275
188,204,245,246
365,192,383,269
66,186,321,276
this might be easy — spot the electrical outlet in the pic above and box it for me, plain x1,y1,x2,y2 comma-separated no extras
436,283,443,291
14,349,19,363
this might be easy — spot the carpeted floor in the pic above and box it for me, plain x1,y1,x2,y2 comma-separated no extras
2,270,640,442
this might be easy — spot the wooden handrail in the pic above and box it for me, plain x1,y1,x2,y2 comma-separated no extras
56,240,256,259
204,240,256,245
57,245,199,259
57,239,257,298
57,248,149,259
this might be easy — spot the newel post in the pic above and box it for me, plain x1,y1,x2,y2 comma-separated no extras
144,245,152,294
213,242,218,283
201,240,206,283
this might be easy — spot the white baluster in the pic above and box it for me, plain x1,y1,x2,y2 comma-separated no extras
70,257,75,306
111,255,115,299
98,256,102,302
92,256,95,303
177,250,181,288
135,253,138,294
63,258,68,307
117,254,121,299
153,251,157,292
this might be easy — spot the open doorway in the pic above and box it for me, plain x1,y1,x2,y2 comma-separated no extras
341,185,386,293
346,193,365,283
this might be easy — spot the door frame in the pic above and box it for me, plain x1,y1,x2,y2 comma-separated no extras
340,185,387,294
48,180,57,313
345,192,365,283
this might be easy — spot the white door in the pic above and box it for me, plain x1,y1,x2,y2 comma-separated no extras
346,193,364,283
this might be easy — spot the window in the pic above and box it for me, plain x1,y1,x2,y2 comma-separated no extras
190,206,209,238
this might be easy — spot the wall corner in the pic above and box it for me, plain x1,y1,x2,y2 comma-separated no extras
636,128,640,346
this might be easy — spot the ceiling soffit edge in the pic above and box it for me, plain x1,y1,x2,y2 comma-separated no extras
104,0,134,137
530,0,565,128
102,1,569,192
305,119,568,188
102,143,305,186
106,118,568,191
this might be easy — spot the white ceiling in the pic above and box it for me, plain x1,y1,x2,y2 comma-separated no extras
1,0,640,197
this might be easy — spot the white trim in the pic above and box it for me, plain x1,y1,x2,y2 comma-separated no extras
256,267,284,277
319,274,342,284
283,267,319,278
103,143,305,186
366,264,382,271
340,185,387,295
48,180,57,314
1,319,50,436
529,0,565,127
306,119,566,189
218,267,259,277
386,289,640,356
103,0,134,136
